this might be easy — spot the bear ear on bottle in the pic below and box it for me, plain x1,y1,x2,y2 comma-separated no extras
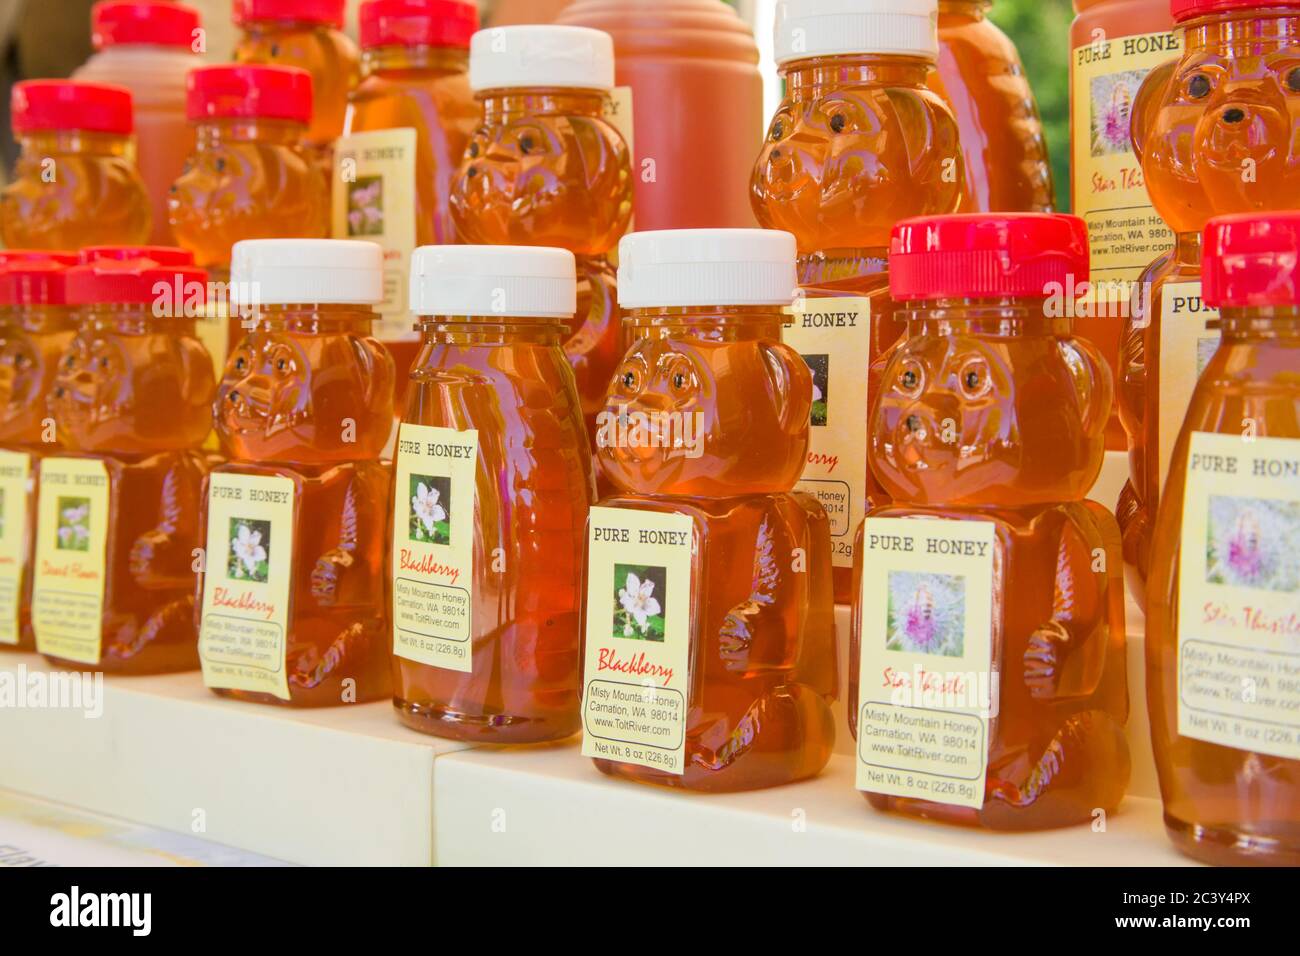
450,25,632,450
0,252,79,653
198,239,394,708
1146,212,1300,866
74,1,204,247
335,0,480,408
34,246,215,675
851,213,1130,830
580,228,837,793
750,0,964,605
1116,0,1300,610
391,244,594,742
1,81,152,250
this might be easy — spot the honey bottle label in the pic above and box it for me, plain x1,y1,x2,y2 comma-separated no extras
1176,432,1300,760
855,516,997,810
0,450,32,645
1070,29,1180,292
785,296,871,572
1158,281,1221,488
331,128,418,343
581,506,693,775
31,457,110,664
198,471,296,701
391,423,478,673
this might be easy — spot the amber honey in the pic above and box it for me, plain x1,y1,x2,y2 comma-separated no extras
1119,0,1300,605
392,245,594,742
1,81,151,250
37,247,214,674
851,214,1129,829
450,26,632,443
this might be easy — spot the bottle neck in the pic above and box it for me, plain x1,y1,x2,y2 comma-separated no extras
779,54,934,97
417,315,568,345
1218,304,1300,340
938,0,991,20
626,305,789,341
239,302,376,334
19,129,132,158
81,304,196,336
899,297,1075,336
478,87,608,122
14,304,76,335
1173,230,1204,266
360,44,469,77
1183,9,1300,53
194,117,307,147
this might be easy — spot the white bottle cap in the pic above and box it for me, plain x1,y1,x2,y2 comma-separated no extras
617,229,798,309
409,245,576,318
774,0,939,65
229,239,384,307
469,25,615,93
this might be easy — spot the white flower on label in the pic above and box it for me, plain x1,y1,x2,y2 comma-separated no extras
618,572,661,634
813,382,822,403
231,523,266,578
413,483,447,535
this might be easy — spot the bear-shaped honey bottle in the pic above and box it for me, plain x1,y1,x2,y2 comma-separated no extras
1120,0,1300,605
33,247,215,674
851,214,1129,829
1,81,151,250
0,252,78,651
751,0,965,603
450,25,632,445
1147,212,1300,865
197,239,394,707
391,245,595,742
580,229,837,793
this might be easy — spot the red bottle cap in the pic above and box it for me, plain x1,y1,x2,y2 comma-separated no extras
360,0,478,50
233,0,346,27
1203,213,1300,309
11,80,134,135
186,64,312,124
0,251,79,307
92,1,202,49
1171,0,1300,23
66,246,207,306
890,213,1091,300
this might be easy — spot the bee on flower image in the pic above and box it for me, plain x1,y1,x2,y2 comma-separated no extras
1206,495,1300,593
346,177,384,237
55,497,91,552
614,564,666,643
409,475,450,546
886,570,966,658
227,518,270,584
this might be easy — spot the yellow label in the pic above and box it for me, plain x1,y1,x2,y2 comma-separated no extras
198,471,296,701
392,423,478,673
855,516,997,810
1176,433,1300,759
32,457,110,664
332,128,418,342
1158,281,1220,488
581,506,693,775
0,450,32,645
786,297,871,570
1070,30,1181,290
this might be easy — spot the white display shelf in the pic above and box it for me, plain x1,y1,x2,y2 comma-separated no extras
0,653,470,866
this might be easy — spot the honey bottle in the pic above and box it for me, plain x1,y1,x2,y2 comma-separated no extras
1147,212,1300,866
392,245,595,741
170,64,328,284
751,0,965,603
1119,0,1300,607
0,251,79,652
1,80,151,250
851,214,1129,829
199,239,395,707
1069,0,1178,450
233,0,360,181
75,0,203,247
936,0,1055,212
450,25,633,444
34,246,215,674
581,229,837,792
336,0,480,406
